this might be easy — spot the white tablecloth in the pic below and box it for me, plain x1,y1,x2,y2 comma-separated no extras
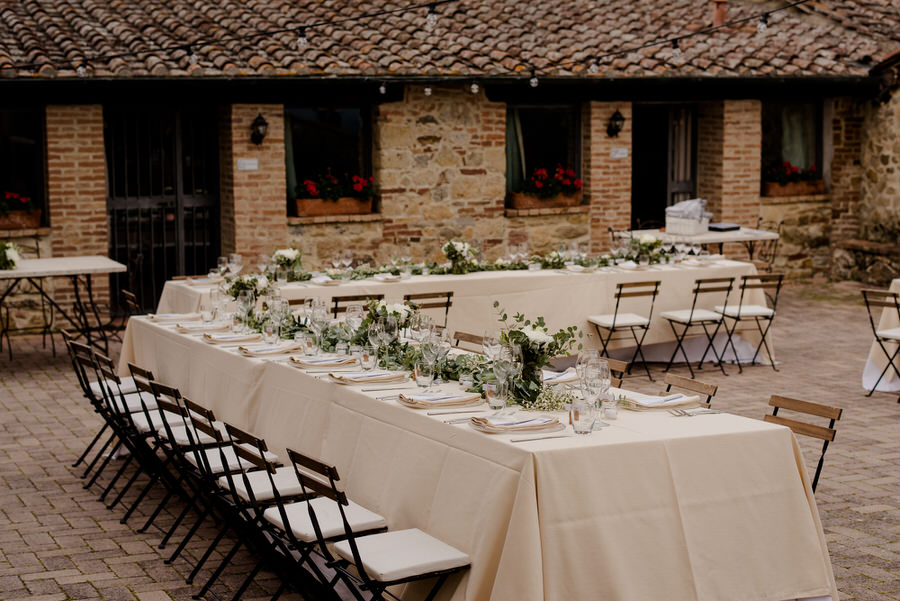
157,260,770,363
119,318,835,601
862,278,900,392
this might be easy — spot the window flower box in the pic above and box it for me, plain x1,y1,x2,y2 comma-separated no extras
0,209,41,229
295,197,373,217
762,180,825,197
509,190,583,210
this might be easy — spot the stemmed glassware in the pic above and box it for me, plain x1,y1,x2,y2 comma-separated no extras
482,332,502,361
341,250,354,270
227,253,243,276
377,316,398,367
235,290,253,333
345,304,364,334
367,322,384,368
308,305,330,355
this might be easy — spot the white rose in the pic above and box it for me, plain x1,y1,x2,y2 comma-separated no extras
520,325,554,346
6,248,21,265
255,276,269,292
273,248,299,261
639,234,656,245
387,303,409,319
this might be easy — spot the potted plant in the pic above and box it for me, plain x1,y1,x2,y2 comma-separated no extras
295,173,376,217
0,191,41,229
763,161,825,196
509,165,583,209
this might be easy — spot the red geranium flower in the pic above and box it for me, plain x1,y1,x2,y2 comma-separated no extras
573,179,583,189
534,181,544,189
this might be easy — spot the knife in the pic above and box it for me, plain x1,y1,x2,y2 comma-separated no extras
510,434,575,443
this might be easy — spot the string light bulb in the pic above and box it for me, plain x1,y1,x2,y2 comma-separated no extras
76,61,88,77
529,71,539,88
671,39,682,58
589,62,600,74
379,82,387,95
425,3,438,31
470,82,479,94
757,13,769,34
297,26,309,49
424,85,433,96
186,45,199,66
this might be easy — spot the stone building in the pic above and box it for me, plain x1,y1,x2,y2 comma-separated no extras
0,0,899,311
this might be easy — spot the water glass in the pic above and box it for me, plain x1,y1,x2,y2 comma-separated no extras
571,400,596,435
349,344,362,366
484,383,504,411
276,267,289,286
601,397,618,420
360,346,376,371
263,320,279,345
458,371,474,389
200,301,215,324
295,331,317,356
414,362,434,390
335,341,349,355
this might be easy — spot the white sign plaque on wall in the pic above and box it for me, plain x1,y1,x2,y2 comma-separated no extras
236,158,259,171
610,148,629,159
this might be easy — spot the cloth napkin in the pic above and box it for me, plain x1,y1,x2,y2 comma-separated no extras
289,355,358,368
566,264,595,273
186,276,224,286
374,273,401,282
150,313,200,322
311,276,339,286
470,415,560,433
203,332,262,344
238,342,304,357
542,368,579,384
328,371,407,384
397,392,482,409
176,322,229,333
622,393,700,408
617,261,638,270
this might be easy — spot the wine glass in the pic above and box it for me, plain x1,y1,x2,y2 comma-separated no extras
378,316,398,365
217,256,228,274
331,254,343,270
308,306,329,355
482,332,501,361
341,250,354,269
228,253,243,276
367,323,383,367
576,349,602,381
345,304,364,333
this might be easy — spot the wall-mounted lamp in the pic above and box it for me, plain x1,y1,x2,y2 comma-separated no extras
250,113,269,146
606,110,625,138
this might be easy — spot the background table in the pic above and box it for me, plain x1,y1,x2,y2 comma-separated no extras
119,318,836,601
0,256,126,353
621,227,779,260
862,278,900,393
157,260,770,364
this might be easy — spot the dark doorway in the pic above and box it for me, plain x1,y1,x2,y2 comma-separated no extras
105,107,220,311
631,104,697,229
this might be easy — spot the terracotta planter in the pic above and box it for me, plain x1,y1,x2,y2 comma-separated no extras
0,209,41,229
763,180,825,197
508,190,583,210
295,197,373,217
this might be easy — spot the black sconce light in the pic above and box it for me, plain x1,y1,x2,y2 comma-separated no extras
250,113,269,146
606,109,625,138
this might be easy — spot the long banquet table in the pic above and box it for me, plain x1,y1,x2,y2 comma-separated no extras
157,259,770,363
120,317,835,601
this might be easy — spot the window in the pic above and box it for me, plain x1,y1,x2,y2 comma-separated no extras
761,101,822,180
284,107,372,200
0,108,45,220
506,105,581,194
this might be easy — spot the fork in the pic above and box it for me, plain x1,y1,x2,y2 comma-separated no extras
667,408,689,417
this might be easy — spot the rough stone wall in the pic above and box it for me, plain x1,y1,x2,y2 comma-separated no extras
830,97,866,246
587,102,632,252
858,89,900,238
760,195,831,277
1,230,54,330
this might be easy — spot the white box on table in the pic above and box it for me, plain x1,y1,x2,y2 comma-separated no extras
665,216,709,235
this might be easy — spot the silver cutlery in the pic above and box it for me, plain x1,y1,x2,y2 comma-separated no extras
427,408,487,416
510,434,575,443
361,385,417,392
443,417,474,424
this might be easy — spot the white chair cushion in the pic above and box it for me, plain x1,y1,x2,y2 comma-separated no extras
90,376,138,398
263,497,386,543
217,466,303,502
168,426,216,447
185,446,254,474
587,312,649,328
131,410,186,434
333,528,470,583
237,442,279,464
876,327,900,341
111,392,157,414
714,304,774,318
660,309,722,324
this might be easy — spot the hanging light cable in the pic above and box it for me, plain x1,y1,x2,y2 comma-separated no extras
757,13,769,34
671,39,682,58
297,26,309,49
185,44,199,66
425,3,438,31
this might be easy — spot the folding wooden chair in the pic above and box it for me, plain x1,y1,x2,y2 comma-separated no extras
716,273,783,373
588,280,661,380
764,395,843,492
404,291,453,328
331,294,384,318
662,373,718,407
659,277,733,378
287,297,309,306
453,331,484,353
862,288,900,400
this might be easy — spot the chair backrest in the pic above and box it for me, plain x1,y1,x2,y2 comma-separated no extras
763,394,842,492
148,381,191,444
735,273,784,312
287,297,309,306
404,292,453,327
613,279,661,319
753,218,783,272
453,331,485,353
686,277,733,320
219,422,273,510
331,294,384,318
861,288,900,337
663,373,718,406
604,358,629,380
171,274,209,280
120,289,143,315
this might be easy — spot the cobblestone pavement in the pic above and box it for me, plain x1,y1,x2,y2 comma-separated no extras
1,280,898,601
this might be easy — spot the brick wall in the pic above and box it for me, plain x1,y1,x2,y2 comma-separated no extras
829,98,865,246
587,101,632,252
221,104,287,262
697,101,724,216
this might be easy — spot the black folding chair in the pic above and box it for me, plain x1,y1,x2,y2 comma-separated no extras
861,288,900,401
751,218,783,271
404,291,453,328
331,294,384,318
659,277,733,378
716,273,783,373
588,280,661,380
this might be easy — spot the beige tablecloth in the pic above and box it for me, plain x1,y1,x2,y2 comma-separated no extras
862,278,900,392
156,260,770,363
119,318,835,601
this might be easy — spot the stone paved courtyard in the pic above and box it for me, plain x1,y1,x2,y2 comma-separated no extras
1,279,898,601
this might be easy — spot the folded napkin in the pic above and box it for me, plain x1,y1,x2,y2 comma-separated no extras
397,392,482,409
311,276,340,286
566,264,596,273
238,342,303,357
374,273,401,282
150,313,200,323
176,322,229,333
289,355,358,368
203,332,262,344
542,368,578,384
617,261,638,270
328,371,407,384
470,415,560,433
621,393,700,409
186,276,224,286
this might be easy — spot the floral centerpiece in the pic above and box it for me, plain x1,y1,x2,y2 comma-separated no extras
296,173,376,216
0,191,41,229
272,248,302,273
510,165,583,209
442,240,478,275
0,241,21,270
223,274,271,301
622,234,669,264
763,161,824,196
495,302,580,408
